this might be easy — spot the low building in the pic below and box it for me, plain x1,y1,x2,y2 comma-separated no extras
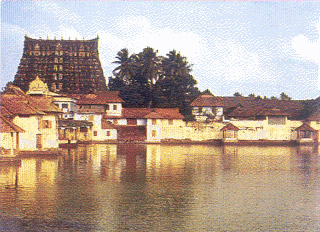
0,115,24,156
1,84,61,151
104,108,185,143
72,91,123,142
190,90,225,122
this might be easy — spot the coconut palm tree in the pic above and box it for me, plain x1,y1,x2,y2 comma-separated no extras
112,48,137,85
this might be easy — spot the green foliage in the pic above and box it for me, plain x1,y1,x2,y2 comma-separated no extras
109,48,200,119
280,92,291,100
233,92,242,97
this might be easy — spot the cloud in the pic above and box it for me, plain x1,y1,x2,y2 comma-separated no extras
291,19,320,89
200,39,270,82
34,1,81,25
97,15,207,78
114,16,206,60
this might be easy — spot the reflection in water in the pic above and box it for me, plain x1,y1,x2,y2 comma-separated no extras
0,144,319,231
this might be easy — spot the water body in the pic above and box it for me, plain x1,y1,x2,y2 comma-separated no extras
1,144,319,232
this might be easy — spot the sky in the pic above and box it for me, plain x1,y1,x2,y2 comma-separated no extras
1,1,320,100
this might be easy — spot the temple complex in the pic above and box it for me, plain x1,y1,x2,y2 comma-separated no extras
13,36,107,94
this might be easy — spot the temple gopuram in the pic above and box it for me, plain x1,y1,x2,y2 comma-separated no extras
13,36,107,93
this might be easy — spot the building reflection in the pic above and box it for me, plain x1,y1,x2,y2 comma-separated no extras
0,143,319,231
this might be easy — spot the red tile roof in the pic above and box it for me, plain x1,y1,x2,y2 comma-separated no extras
307,110,320,121
190,94,225,107
1,95,44,116
221,123,239,131
1,85,60,116
101,120,116,129
0,115,25,133
104,108,184,120
193,95,306,120
295,123,316,131
69,91,124,105
28,96,61,114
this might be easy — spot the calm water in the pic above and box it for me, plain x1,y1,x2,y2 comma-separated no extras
1,144,320,232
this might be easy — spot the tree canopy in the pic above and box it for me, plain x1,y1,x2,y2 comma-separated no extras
109,48,200,120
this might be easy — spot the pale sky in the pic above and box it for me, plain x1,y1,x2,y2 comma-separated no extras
1,1,320,99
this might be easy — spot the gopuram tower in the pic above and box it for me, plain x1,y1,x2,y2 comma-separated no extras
13,36,107,93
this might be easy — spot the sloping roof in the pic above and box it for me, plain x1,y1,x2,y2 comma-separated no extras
1,85,60,115
295,123,316,131
104,107,184,120
153,108,185,119
58,119,93,128
190,94,225,107
0,105,14,117
28,96,61,114
69,91,124,105
202,96,306,120
101,120,116,129
0,115,25,133
122,108,152,119
307,110,320,121
144,111,162,119
257,108,289,116
1,95,45,116
221,123,240,131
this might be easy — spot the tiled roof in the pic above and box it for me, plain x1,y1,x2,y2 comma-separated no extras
307,110,320,121
69,91,124,105
190,94,225,107
58,119,93,128
0,95,44,116
295,123,316,131
113,108,184,120
101,120,116,129
1,85,60,116
197,96,306,120
221,123,239,131
0,105,14,117
0,115,25,133
28,96,61,114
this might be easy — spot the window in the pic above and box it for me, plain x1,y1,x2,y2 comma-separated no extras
93,131,97,136
62,104,68,109
152,119,157,125
106,131,111,136
301,131,311,138
152,130,157,137
113,119,118,125
113,105,117,110
59,65,63,71
168,119,173,125
42,120,52,129
268,116,286,125
54,65,58,71
106,104,110,110
80,127,88,132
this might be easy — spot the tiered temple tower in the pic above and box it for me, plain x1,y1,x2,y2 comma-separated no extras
13,36,107,93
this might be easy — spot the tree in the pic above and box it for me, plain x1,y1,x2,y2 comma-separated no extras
1,81,13,93
234,92,242,97
280,92,291,100
109,48,200,119
112,48,137,85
